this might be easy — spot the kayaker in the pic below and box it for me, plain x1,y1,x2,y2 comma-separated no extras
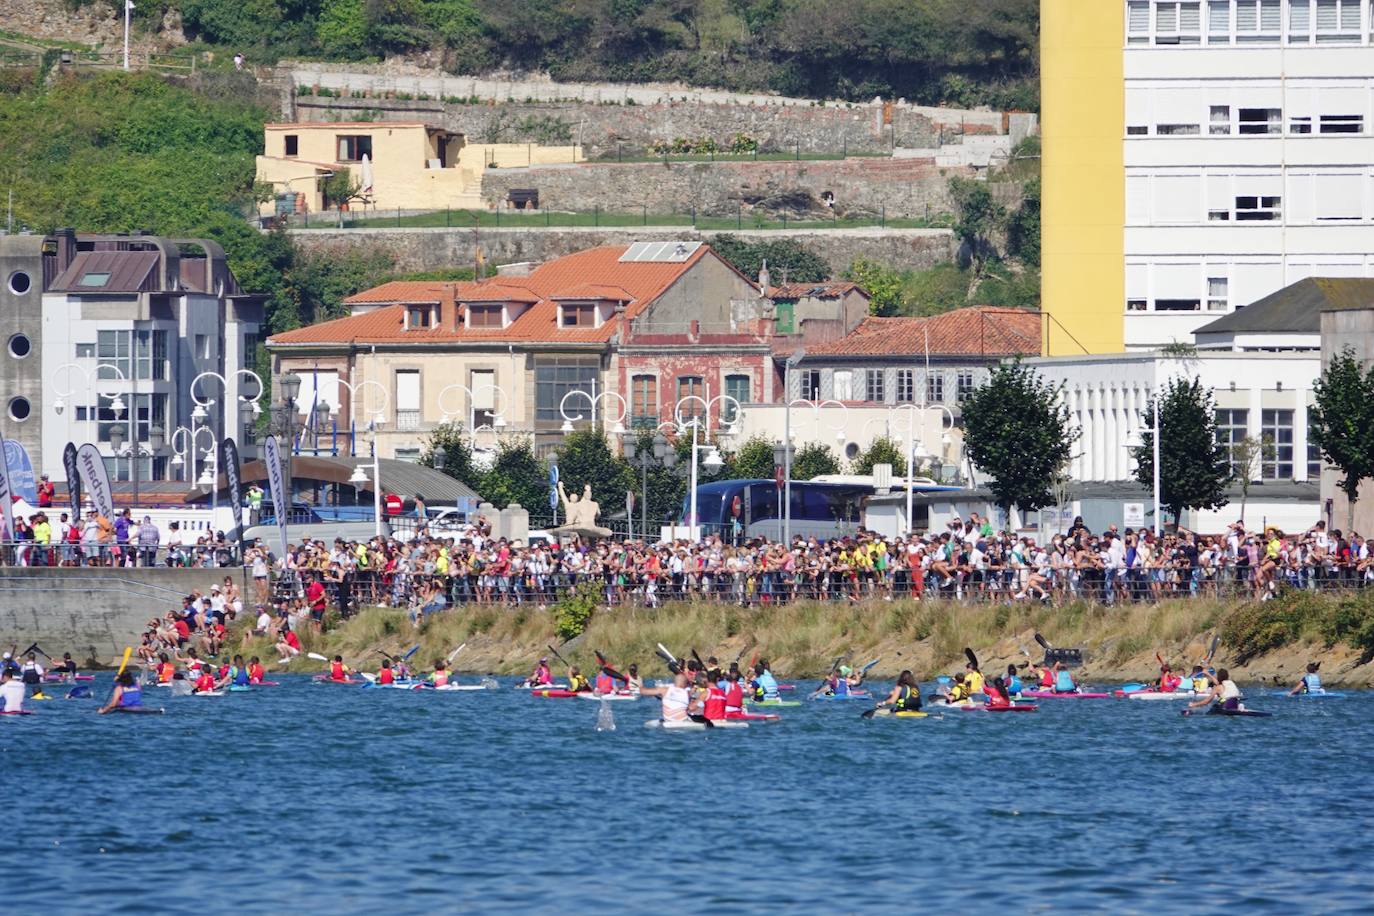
1036,663,1055,690
624,664,643,696
943,672,973,704
874,670,922,713
53,652,78,682
1188,668,1243,712
723,670,746,716
0,652,19,678
20,652,44,696
247,657,266,684
985,676,1012,708
1051,661,1079,694
377,658,396,686
192,666,219,694
1004,664,1024,697
964,661,985,696
751,662,780,702
430,660,451,688
328,655,352,682
639,670,697,724
226,655,250,688
98,671,143,713
0,669,25,714
593,666,619,695
1155,664,1183,693
815,665,853,698
524,657,553,688
1288,662,1323,696
1188,665,1208,693
705,655,723,683
568,665,592,693
702,674,728,721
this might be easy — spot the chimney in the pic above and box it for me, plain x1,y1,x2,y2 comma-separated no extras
440,285,459,331
758,258,770,298
54,227,77,274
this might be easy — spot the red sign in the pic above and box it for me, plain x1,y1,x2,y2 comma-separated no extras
731,495,742,518
775,465,785,489
384,493,403,516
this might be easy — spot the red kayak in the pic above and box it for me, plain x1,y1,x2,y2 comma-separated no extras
44,674,94,682
725,711,781,721
531,689,581,698
1020,690,1111,700
0,710,35,716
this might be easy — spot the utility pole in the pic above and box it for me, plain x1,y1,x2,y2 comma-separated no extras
123,0,133,71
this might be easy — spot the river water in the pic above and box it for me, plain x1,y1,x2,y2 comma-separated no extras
2,676,1370,912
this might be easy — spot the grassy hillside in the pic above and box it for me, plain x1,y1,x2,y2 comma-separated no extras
88,0,1038,108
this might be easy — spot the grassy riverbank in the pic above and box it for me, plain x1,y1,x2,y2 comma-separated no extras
237,588,1374,688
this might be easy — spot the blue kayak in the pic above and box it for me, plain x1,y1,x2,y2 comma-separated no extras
809,691,872,702
1274,689,1346,698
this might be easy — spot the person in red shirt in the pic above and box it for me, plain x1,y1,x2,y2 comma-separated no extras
247,657,266,683
307,576,327,626
701,675,727,721
328,655,350,681
173,615,191,646
37,475,55,508
377,658,395,685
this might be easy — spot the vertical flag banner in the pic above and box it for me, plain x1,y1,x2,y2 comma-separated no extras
76,443,114,520
263,435,289,558
63,442,82,516
220,437,243,555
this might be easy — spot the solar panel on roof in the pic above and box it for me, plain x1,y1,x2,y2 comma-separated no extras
619,241,701,263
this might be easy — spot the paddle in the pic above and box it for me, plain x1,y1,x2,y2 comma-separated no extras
964,647,978,669
691,648,706,671
402,644,421,662
547,644,571,668
103,646,133,709
594,650,629,684
1034,632,1052,652
307,652,330,663
655,643,681,674
860,706,883,720
446,643,467,664
688,714,716,728
861,658,880,675
1204,635,1220,664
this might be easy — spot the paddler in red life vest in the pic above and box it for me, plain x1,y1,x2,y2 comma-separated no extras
1155,663,1182,693
985,676,1012,708
568,665,592,693
247,657,266,684
702,673,728,721
430,660,451,688
722,670,746,717
523,657,553,688
1036,662,1055,690
329,655,351,682
156,653,176,684
377,658,395,685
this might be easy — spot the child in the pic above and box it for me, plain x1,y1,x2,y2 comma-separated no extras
378,658,395,686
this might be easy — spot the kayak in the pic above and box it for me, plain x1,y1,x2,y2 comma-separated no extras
191,690,225,697
106,706,165,714
531,689,581,698
228,685,252,692
746,699,801,708
312,676,366,685
249,681,280,687
44,674,94,683
1183,706,1273,718
1020,690,1112,700
517,682,569,691
703,718,749,729
809,691,872,702
1276,690,1346,698
428,684,493,692
868,708,929,719
1119,691,1196,701
645,718,710,731
0,710,35,716
725,711,781,722
930,699,1038,712
576,692,639,701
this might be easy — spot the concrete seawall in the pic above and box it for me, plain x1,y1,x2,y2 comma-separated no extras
0,568,238,666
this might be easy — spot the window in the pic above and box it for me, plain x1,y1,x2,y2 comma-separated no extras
97,393,166,449
1215,408,1249,475
1127,125,1149,136
7,271,30,295
1261,409,1294,479
773,300,794,334
1156,299,1201,311
1155,1,1202,42
470,370,497,427
1128,0,1151,42
394,448,421,463
631,374,658,427
676,376,705,418
1290,115,1312,134
1315,174,1362,221
75,342,95,359
8,396,29,422
800,370,821,401
1127,298,1148,311
1207,277,1229,310
468,305,504,328
724,374,750,422
1210,105,1232,135
1319,113,1363,133
1238,108,1281,134
242,333,258,370
78,271,111,287
406,306,433,329
133,330,167,380
1307,407,1322,478
7,334,30,359
534,356,599,424
832,370,853,401
1289,0,1311,37
1235,195,1281,220
927,372,944,404
895,369,914,403
194,333,211,360
97,329,129,378
1207,0,1231,39
1233,0,1281,40
560,303,596,328
956,371,976,402
864,369,884,403
395,370,420,430
1157,123,1201,136
336,135,373,162
284,135,299,157
1314,0,1361,40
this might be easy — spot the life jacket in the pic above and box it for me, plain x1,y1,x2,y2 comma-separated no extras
833,675,849,697
248,664,265,682
119,685,143,707
985,687,1011,708
330,661,346,681
1007,675,1023,694
534,665,551,685
1160,673,1182,692
724,681,744,711
1039,668,1054,688
595,672,615,694
966,671,985,694
432,669,449,687
379,668,394,685
20,663,40,685
1303,673,1322,692
756,671,779,700
947,683,970,703
569,674,591,693
195,674,215,692
893,685,920,712
703,685,727,720
231,666,249,686
1054,670,1076,692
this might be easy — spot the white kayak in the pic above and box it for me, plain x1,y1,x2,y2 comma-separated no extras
190,689,225,697
644,718,709,730
516,682,569,690
1126,691,1197,701
577,692,640,701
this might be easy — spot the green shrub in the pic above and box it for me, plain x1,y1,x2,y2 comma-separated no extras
554,581,599,641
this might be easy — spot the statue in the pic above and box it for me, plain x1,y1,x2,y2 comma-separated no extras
554,480,612,539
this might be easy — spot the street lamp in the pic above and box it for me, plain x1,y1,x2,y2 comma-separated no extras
1126,396,1162,537
268,371,303,508
338,377,389,456
891,403,955,535
437,381,509,447
190,368,266,432
670,395,730,541
348,445,382,538
559,388,627,436
623,431,676,539
781,349,806,545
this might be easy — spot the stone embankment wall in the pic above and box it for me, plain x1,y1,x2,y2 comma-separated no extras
477,156,962,219
289,226,956,277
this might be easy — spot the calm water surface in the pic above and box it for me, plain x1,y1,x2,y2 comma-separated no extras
2,676,1370,912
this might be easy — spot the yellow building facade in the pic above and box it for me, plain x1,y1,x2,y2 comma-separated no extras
255,122,582,216
1040,1,1124,355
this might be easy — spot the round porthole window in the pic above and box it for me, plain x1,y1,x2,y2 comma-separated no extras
8,396,31,422
8,271,31,295
7,333,30,358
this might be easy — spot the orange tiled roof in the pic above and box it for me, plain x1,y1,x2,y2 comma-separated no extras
804,306,1041,358
463,281,542,303
551,284,636,301
770,281,864,299
272,244,710,347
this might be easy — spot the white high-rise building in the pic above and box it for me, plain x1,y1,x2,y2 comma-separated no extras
1121,0,1374,349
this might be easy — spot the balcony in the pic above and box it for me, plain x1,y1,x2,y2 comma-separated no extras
396,409,421,431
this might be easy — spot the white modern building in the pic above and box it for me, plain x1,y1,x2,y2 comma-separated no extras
32,232,264,487
1120,0,1374,349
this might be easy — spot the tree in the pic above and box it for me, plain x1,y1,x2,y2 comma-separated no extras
478,436,548,511
791,442,840,480
554,427,632,523
949,176,1006,279
1310,347,1374,531
961,360,1078,515
729,435,778,479
1006,177,1040,267
844,258,905,316
1130,377,1231,526
322,169,364,210
851,435,904,476
709,234,830,284
420,422,477,487
1229,435,1272,525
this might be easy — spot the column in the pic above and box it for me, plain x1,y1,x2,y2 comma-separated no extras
1294,387,1309,482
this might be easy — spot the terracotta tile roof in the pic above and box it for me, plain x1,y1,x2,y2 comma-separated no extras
771,281,865,299
551,283,636,301
463,281,542,303
804,306,1041,358
344,281,451,304
272,244,710,347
